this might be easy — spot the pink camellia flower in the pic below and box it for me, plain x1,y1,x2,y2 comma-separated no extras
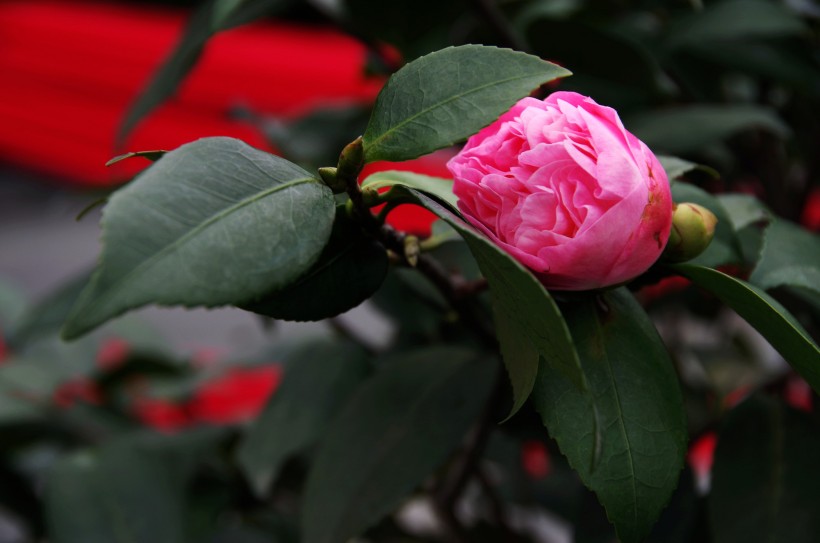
448,91,673,290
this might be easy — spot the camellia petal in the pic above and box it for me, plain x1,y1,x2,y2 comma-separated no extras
448,91,673,290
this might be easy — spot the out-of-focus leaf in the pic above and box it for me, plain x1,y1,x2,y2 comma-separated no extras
671,182,743,268
45,435,189,543
302,347,496,543
657,155,719,181
362,171,457,211
362,45,571,162
710,395,820,543
673,264,820,392
237,340,370,496
717,193,771,231
62,138,334,339
9,271,91,348
240,209,387,321
119,0,293,144
665,0,807,50
628,106,790,154
750,219,820,296
533,288,687,543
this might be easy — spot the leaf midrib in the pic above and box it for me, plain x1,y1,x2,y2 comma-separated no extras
77,177,317,319
365,70,552,155
593,309,640,534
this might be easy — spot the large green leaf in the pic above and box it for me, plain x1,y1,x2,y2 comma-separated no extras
628,105,790,154
119,0,292,143
671,181,743,268
237,340,371,496
362,45,571,162
302,347,496,543
533,288,687,543
45,436,187,543
709,396,820,543
406,190,585,416
240,208,388,321
749,219,820,296
657,155,718,181
717,193,770,232
361,171,457,211
62,137,334,339
672,264,820,392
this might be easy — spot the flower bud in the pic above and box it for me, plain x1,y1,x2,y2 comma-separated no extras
318,167,347,194
337,136,364,182
662,203,718,262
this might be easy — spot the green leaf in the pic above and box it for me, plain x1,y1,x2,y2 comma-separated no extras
405,190,584,416
716,193,771,232
240,208,388,321
710,395,820,543
119,0,292,144
237,340,371,496
105,150,167,167
672,264,820,392
628,105,790,154
9,270,91,348
45,436,187,543
361,171,457,211
532,288,687,543
749,219,820,296
657,155,718,181
362,45,571,163
302,347,496,543
665,0,807,50
62,137,334,339
671,181,743,268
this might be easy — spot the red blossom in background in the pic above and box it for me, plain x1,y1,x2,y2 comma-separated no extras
521,440,551,479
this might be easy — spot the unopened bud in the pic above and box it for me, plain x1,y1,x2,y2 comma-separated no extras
318,167,347,194
337,136,364,182
662,203,718,263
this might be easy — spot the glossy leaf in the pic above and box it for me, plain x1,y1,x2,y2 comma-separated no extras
672,264,820,393
749,219,820,296
710,396,820,543
62,137,334,339
240,209,388,321
361,171,457,211
628,105,789,154
362,45,571,162
533,288,688,543
238,340,370,496
407,190,585,415
671,181,743,268
302,347,496,543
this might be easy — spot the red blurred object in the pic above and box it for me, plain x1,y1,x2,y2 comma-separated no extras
133,396,192,432
0,331,7,364
133,363,282,431
52,377,102,408
520,440,551,479
802,188,820,232
637,275,691,305
0,1,381,185
187,364,282,424
687,432,717,490
785,375,813,412
95,337,130,371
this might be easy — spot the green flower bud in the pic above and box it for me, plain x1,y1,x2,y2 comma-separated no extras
662,202,718,263
337,136,364,182
318,167,347,194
